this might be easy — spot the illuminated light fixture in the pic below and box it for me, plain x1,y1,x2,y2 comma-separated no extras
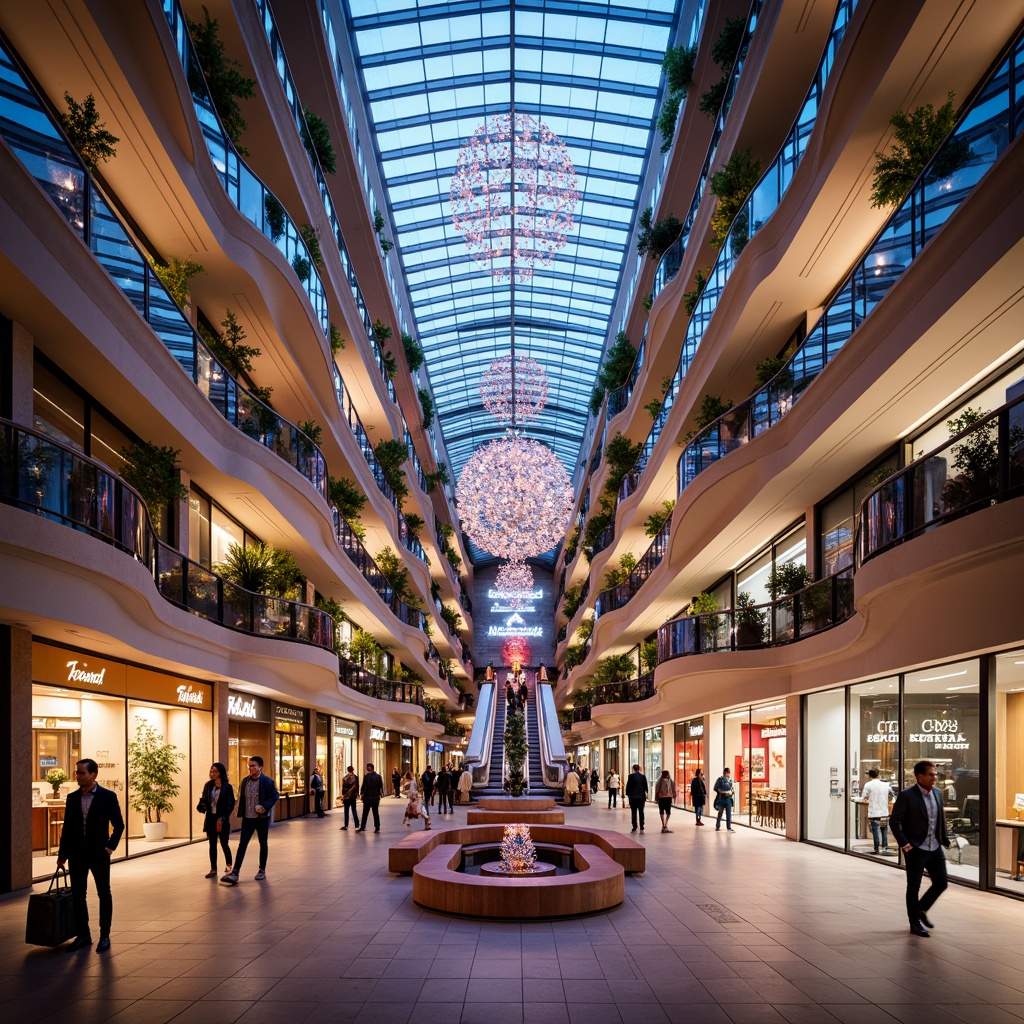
501,635,532,667
495,559,535,609
450,112,579,283
481,354,549,424
456,435,574,560
918,669,967,683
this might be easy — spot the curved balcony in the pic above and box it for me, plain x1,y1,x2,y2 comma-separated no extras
251,0,398,404
159,0,329,337
0,37,329,503
339,658,425,707
677,28,1024,497
635,0,859,483
658,568,855,664
593,514,672,622
592,672,657,708
0,420,334,649
860,393,1024,564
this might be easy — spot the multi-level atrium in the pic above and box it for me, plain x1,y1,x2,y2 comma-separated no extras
2,0,1024,941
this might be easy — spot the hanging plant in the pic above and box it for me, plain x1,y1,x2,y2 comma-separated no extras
418,388,435,427
658,92,683,153
149,256,205,313
658,45,696,153
636,207,682,260
59,92,119,172
641,292,654,312
300,105,336,174
329,475,367,525
562,582,584,620
381,349,398,380
694,393,733,431
708,147,760,249
424,464,450,493
373,438,410,506
403,512,425,534
372,319,393,345
372,207,394,254
119,441,189,532
329,324,345,355
299,224,324,268
401,332,425,372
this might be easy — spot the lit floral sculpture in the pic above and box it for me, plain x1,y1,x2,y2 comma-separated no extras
501,636,532,668
481,354,549,424
496,559,534,610
450,112,579,282
456,434,574,560
500,824,538,873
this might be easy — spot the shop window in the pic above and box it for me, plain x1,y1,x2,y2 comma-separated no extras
804,689,846,847
189,492,211,567
627,732,640,772
603,737,619,776
848,678,899,857
673,720,704,809
994,649,1024,896
902,662,979,884
643,727,662,791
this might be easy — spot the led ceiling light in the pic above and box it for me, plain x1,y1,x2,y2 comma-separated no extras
456,434,574,560
481,354,549,424
495,559,535,608
450,112,579,282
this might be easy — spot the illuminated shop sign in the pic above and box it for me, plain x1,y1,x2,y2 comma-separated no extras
866,720,899,743
687,722,704,738
333,719,357,738
427,741,444,752
66,659,106,686
488,588,543,600
370,727,386,740
228,695,258,719
760,726,786,739
274,703,305,725
176,684,206,706
865,718,970,750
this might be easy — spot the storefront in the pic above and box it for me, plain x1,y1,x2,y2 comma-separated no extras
31,641,213,879
673,718,705,809
331,716,359,807
603,737,619,777
574,743,594,771
426,740,445,771
315,713,329,806
643,727,662,791
273,702,307,820
370,726,387,776
720,703,787,832
227,690,271,797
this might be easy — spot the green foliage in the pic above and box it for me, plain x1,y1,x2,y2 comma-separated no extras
418,387,435,427
565,643,587,670
376,546,416,606
373,320,393,345
643,499,675,538
641,292,654,312
644,398,662,419
381,349,398,380
504,706,528,795
424,464,450,492
636,207,682,260
187,7,256,154
128,718,184,823
315,596,345,652
683,266,710,317
941,406,998,508
380,236,394,255
562,581,584,621
640,638,659,674
291,255,311,281
603,553,637,592
45,768,69,792
216,540,303,598
59,92,119,171
439,522,455,540
700,16,746,118
663,43,697,96
593,653,635,685
445,547,462,573
690,591,718,615
329,324,345,355
577,614,595,642
202,309,261,378
604,432,643,474
583,510,612,559
300,224,323,268
401,332,425,372
373,438,410,507
299,420,322,447
755,355,788,387
563,524,580,564
348,628,388,676
589,386,606,417
658,91,683,153
248,385,278,438
439,603,463,636
119,441,188,531
372,208,394,254
300,105,336,174
694,393,733,431
329,475,367,524
264,194,285,241
767,561,811,600
735,591,768,645
149,256,205,311
871,92,960,209
598,331,638,397
709,147,761,249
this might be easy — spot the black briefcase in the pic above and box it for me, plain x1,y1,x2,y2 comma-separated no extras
25,867,76,947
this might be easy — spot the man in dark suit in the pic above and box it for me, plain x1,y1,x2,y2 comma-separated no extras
624,763,649,833
57,758,125,953
890,760,950,937
356,762,385,833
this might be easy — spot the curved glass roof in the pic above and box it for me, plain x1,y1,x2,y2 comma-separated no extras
345,0,679,488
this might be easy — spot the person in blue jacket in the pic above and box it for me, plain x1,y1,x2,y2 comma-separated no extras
221,755,279,884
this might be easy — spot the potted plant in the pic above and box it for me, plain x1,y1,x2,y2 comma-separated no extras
118,440,189,533
127,718,184,840
735,591,768,647
45,767,68,799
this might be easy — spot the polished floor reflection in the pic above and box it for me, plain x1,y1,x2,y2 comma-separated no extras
4,797,1024,1024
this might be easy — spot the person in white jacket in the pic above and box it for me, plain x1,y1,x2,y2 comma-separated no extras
457,767,473,804
402,771,431,830
862,768,892,853
564,768,580,805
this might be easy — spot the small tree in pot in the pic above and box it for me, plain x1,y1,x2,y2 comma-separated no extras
128,717,184,840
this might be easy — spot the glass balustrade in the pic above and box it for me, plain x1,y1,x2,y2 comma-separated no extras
678,29,1023,497
0,420,334,649
0,39,329,502
338,658,425,706
160,0,329,336
593,514,672,621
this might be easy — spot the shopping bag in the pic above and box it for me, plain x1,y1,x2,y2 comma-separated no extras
26,867,76,947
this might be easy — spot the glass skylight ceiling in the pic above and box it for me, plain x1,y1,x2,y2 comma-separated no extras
344,0,679,483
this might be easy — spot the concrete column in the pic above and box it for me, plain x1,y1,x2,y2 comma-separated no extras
213,679,229,770
177,471,192,560
11,321,34,427
786,693,801,841
1,625,34,893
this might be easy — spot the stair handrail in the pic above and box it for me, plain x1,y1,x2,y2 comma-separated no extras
463,681,495,787
536,682,569,789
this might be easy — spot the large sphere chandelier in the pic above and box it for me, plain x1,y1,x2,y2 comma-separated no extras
481,354,549,424
456,435,574,560
495,559,535,609
502,635,532,668
450,112,579,282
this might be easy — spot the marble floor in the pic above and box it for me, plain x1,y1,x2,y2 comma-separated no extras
3,797,1024,1024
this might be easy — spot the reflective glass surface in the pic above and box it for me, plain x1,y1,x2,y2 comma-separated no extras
345,0,678,477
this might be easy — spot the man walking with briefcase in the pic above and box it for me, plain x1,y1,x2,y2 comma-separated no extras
57,758,124,953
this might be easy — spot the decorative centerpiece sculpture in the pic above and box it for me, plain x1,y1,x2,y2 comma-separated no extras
500,824,537,874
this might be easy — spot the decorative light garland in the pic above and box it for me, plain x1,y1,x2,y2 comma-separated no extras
450,112,579,282
456,434,574,560
480,354,549,424
500,824,538,873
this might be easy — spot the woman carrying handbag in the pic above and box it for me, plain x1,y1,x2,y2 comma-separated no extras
198,762,235,878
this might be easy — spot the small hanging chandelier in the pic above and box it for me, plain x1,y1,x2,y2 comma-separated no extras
481,354,549,424
495,560,535,609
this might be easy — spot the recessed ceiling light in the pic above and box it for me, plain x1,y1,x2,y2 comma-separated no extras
918,670,967,683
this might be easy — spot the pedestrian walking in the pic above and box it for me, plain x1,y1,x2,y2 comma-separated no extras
356,762,386,833
690,769,707,826
339,766,360,829
222,756,279,884
198,762,234,877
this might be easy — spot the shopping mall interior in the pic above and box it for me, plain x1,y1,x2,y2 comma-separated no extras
2,0,1024,1013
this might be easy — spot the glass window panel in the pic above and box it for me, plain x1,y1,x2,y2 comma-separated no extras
994,649,1024,895
210,505,245,567
33,361,85,451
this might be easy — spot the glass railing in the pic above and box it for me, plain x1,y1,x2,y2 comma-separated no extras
397,509,426,563
160,0,329,337
253,0,399,405
331,365,397,509
860,394,1024,563
0,420,334,649
0,39,329,503
339,658,424,707
658,568,855,663
333,513,426,632
592,672,657,707
593,513,672,621
679,27,1023,496
632,0,856,481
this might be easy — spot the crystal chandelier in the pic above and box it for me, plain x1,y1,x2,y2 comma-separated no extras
495,559,534,609
450,111,579,282
481,354,549,424
456,435,574,560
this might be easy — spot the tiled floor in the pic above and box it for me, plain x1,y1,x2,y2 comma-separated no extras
4,798,1024,1024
